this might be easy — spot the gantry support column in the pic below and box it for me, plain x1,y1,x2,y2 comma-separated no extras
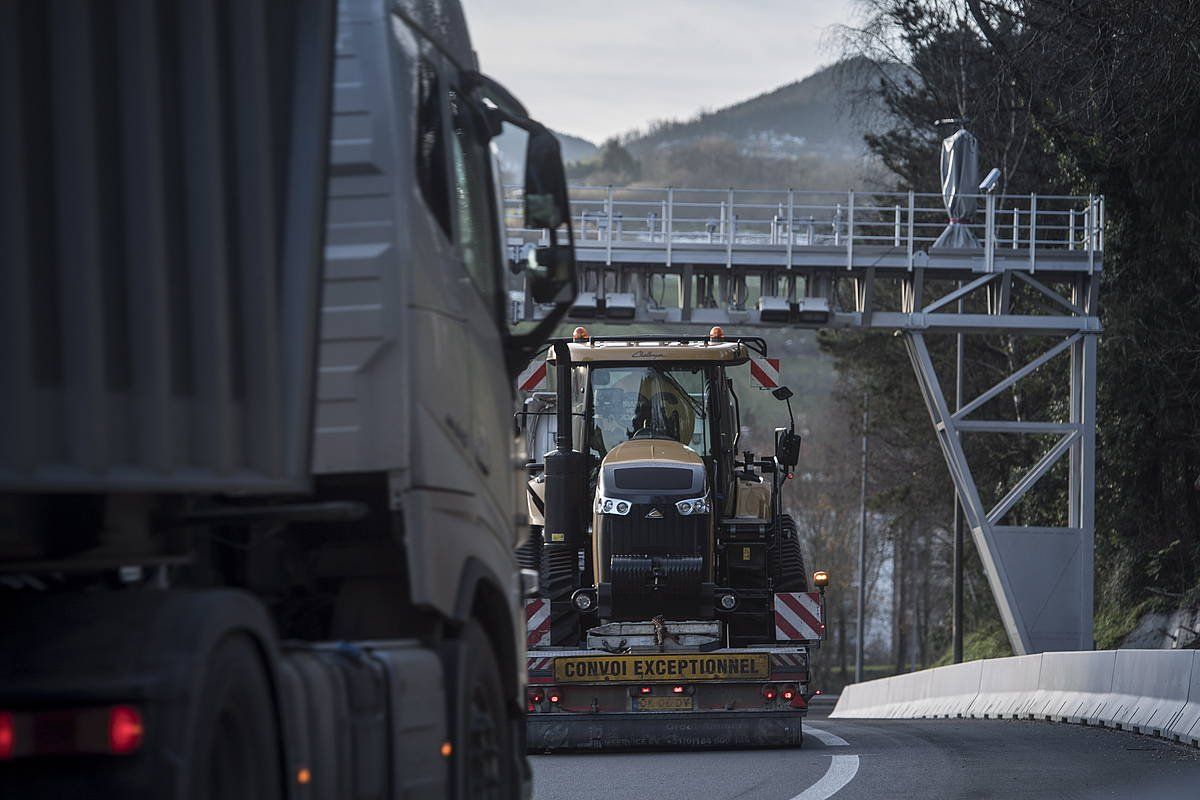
904,330,1098,654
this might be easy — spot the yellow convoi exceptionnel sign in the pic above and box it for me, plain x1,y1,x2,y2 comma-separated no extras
553,652,770,683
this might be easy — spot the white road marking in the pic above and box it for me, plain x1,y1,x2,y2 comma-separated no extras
804,724,850,746
789,755,861,800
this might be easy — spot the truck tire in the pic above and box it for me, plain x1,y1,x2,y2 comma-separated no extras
446,621,516,800
772,514,809,592
188,634,283,800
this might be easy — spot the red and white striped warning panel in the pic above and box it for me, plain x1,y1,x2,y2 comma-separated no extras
526,655,555,683
517,359,548,393
769,651,809,677
749,355,781,389
774,591,824,641
525,598,551,649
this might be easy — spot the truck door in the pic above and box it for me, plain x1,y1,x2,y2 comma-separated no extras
443,79,517,547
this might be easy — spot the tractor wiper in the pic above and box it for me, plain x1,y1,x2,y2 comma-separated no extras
656,368,705,419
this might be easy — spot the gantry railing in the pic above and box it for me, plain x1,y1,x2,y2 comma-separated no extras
505,185,1104,273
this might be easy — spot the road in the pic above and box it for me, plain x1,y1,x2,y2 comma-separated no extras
530,698,1200,799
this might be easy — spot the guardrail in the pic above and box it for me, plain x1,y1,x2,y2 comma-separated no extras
830,650,1200,747
504,185,1105,271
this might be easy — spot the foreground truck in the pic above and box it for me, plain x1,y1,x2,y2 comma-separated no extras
516,328,828,750
0,1,575,797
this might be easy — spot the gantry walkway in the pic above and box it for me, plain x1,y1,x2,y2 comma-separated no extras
508,185,1102,333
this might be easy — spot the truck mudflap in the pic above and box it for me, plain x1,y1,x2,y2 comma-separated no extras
528,710,803,751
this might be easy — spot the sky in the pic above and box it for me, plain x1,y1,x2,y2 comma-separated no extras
460,0,860,144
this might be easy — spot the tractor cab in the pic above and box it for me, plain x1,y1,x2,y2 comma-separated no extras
521,327,807,646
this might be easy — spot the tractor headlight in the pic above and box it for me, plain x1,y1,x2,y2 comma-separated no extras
675,496,711,516
594,494,631,515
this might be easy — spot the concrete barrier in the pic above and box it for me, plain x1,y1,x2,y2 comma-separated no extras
920,660,982,718
1176,655,1200,746
834,671,888,717
967,654,1042,719
1033,650,1115,723
830,649,1199,749
1107,649,1194,736
836,667,931,719
887,668,934,718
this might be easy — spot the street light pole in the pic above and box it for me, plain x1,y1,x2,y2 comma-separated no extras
855,393,869,684
952,292,965,664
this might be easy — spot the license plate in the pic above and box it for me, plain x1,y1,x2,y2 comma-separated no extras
553,653,770,683
636,696,694,711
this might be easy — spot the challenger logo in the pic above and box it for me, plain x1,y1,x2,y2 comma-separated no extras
645,508,663,519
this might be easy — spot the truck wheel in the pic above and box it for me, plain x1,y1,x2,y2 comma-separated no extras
773,514,809,592
449,621,515,800
188,634,282,800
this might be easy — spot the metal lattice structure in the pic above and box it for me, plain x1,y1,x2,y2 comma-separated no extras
507,184,1104,655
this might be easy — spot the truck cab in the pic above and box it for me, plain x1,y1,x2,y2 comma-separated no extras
0,1,574,797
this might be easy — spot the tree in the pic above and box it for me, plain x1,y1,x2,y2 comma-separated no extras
839,0,1200,657
566,138,642,185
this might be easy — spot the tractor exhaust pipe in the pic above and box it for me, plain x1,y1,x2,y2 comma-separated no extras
553,342,573,452
540,342,589,619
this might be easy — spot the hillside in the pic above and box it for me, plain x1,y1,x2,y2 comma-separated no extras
624,57,892,161
553,130,599,164
492,127,597,184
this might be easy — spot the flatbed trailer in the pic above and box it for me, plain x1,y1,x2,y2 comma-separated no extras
525,596,824,750
516,330,828,750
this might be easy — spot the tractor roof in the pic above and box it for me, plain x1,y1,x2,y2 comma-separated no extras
547,338,751,364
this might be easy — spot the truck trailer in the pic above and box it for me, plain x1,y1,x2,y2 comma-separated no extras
0,1,576,797
516,328,828,750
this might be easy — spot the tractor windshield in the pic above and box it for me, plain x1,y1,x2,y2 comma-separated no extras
588,366,710,458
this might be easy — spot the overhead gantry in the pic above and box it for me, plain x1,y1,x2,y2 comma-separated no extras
506,184,1103,655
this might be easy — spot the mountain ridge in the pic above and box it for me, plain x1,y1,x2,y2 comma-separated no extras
621,56,889,160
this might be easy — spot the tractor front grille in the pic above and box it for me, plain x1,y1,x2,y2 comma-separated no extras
597,505,709,581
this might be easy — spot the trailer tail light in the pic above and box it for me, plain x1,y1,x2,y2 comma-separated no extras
108,706,143,755
639,686,652,695
781,686,795,701
762,685,777,701
0,705,143,759
672,685,685,694
0,712,13,760
548,692,561,705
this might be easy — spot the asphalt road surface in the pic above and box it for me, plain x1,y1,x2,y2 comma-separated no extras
531,698,1200,799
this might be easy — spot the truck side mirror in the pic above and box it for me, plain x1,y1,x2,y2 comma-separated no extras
523,125,576,303
524,243,575,304
467,69,580,380
524,125,570,229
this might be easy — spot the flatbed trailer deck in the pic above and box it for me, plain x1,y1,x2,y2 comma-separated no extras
526,640,816,750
